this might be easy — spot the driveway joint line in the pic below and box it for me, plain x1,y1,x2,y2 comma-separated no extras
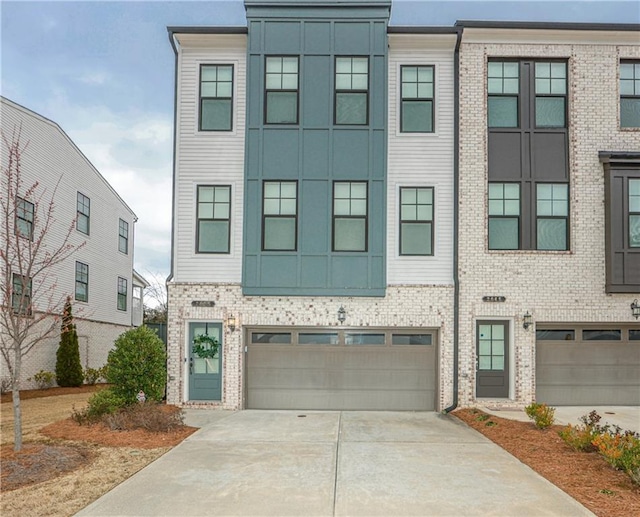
332,411,342,517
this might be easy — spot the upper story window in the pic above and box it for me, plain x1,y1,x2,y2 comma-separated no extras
118,219,129,254
487,61,519,128
197,185,231,253
75,261,89,302
400,66,434,133
265,56,298,124
262,181,297,251
117,277,127,311
333,181,367,252
200,64,233,131
399,187,434,255
335,57,368,125
536,184,569,250
488,183,520,250
620,61,640,128
534,62,567,128
77,192,90,235
15,196,34,239
12,274,32,315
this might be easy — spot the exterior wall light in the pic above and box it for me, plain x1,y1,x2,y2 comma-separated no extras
632,300,640,319
227,315,237,332
337,306,346,324
523,311,533,330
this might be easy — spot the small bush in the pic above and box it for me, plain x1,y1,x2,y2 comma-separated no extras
525,403,556,429
103,402,184,432
72,388,126,424
0,378,12,394
559,410,607,452
592,430,640,484
107,326,166,404
29,370,56,389
84,366,106,385
55,298,84,387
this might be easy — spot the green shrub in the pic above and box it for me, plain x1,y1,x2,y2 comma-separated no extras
106,326,166,404
72,388,126,424
29,370,56,389
55,297,84,387
592,429,640,485
559,411,613,452
525,402,556,429
83,366,106,385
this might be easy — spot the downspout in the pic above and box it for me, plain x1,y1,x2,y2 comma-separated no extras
166,29,179,285
444,26,463,413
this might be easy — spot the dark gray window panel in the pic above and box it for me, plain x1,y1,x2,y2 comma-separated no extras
582,329,622,341
251,332,292,344
536,329,575,341
392,334,433,345
77,192,90,235
603,163,640,292
299,333,339,345
15,196,34,240
620,61,640,128
75,261,89,302
197,185,231,254
345,333,385,345
200,64,233,131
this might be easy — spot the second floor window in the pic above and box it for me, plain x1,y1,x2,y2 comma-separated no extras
399,187,434,255
534,62,567,128
400,66,434,133
16,196,34,239
12,273,32,315
200,64,233,131
197,185,231,253
335,57,368,125
265,56,299,124
621,61,640,128
631,178,640,248
117,277,127,311
77,192,90,235
262,181,297,251
487,61,519,128
75,261,89,302
119,219,129,254
333,182,367,252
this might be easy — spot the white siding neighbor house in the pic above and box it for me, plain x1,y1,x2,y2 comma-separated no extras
0,97,145,388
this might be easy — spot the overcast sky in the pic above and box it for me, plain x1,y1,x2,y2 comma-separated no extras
2,0,638,285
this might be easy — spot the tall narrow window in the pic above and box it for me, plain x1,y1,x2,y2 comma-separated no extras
400,66,434,133
75,261,89,302
265,56,298,124
399,187,434,255
117,277,127,311
621,61,640,128
12,274,32,315
488,183,520,250
487,61,519,128
630,179,640,248
333,182,367,252
15,196,34,239
534,62,567,127
200,64,233,131
262,182,297,251
118,219,129,254
335,57,368,125
197,185,231,253
77,192,90,235
537,184,569,250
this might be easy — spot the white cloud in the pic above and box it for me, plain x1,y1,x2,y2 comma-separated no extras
78,71,110,85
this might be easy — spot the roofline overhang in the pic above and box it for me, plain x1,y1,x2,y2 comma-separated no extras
455,20,640,32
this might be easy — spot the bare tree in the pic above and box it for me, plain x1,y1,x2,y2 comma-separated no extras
143,270,168,324
0,127,83,451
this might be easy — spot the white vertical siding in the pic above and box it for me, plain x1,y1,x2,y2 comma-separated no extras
387,35,456,285
172,34,247,283
0,97,136,327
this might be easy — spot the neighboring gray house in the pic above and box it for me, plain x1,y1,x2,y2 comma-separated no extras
166,1,639,411
0,97,145,387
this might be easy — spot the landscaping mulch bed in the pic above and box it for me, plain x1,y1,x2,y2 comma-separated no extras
1,385,100,403
453,408,640,517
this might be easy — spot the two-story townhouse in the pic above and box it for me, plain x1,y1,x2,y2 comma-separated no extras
166,0,457,410
456,22,640,408
0,97,146,387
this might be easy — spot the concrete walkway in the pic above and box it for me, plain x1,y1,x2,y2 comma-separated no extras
77,410,592,516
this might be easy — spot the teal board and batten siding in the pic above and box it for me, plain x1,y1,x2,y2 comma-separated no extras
242,2,391,296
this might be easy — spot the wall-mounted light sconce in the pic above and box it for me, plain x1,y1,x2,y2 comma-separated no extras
337,306,346,324
227,315,237,332
523,311,533,330
632,299,640,320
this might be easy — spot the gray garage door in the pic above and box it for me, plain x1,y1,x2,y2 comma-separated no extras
536,326,640,405
246,328,437,410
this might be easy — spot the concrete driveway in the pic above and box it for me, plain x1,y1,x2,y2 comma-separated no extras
77,411,592,517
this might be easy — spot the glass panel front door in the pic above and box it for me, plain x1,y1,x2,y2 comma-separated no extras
476,321,509,398
188,322,222,401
